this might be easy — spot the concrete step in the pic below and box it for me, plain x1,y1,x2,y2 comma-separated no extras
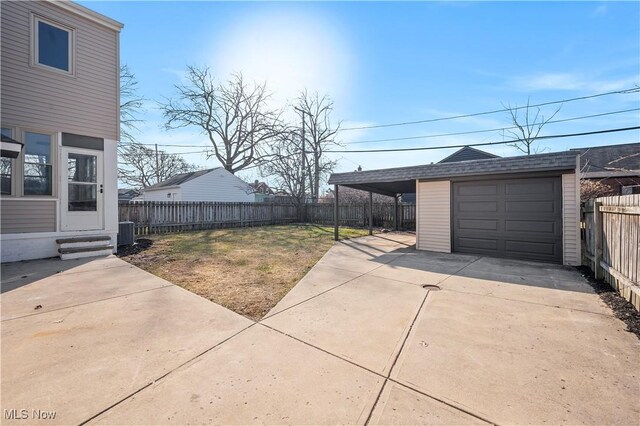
58,244,114,261
56,235,111,244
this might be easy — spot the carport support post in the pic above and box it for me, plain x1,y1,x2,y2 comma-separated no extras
368,191,373,235
334,185,339,241
394,195,399,231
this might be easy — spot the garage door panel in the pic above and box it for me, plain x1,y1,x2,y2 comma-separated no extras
505,181,555,195
505,240,557,256
457,237,498,251
457,184,497,196
458,219,498,231
506,200,556,213
453,177,562,263
458,201,498,212
505,220,557,234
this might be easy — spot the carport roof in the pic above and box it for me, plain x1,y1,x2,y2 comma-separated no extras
328,151,579,196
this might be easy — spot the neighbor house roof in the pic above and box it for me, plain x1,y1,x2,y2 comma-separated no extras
145,168,221,190
328,151,579,196
571,143,640,178
438,146,500,163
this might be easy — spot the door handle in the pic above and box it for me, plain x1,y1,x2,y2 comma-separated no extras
100,184,103,194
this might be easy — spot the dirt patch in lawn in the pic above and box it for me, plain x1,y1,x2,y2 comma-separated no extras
118,225,371,321
577,266,640,339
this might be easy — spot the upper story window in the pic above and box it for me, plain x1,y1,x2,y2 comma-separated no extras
33,15,74,74
23,132,53,196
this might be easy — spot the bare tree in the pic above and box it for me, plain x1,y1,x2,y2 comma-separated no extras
323,186,394,204
119,143,196,190
161,66,281,174
120,64,145,143
295,90,341,202
503,99,561,155
260,127,306,208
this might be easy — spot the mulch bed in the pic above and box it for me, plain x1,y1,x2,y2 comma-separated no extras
576,266,640,339
116,238,153,257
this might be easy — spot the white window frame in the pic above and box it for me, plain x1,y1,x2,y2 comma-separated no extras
1,127,17,197
21,129,57,198
31,14,76,76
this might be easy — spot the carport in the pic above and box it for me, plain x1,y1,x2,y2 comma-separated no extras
328,150,581,265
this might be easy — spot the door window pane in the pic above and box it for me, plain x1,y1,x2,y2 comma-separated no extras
37,20,70,72
68,154,96,183
68,183,97,211
24,132,52,196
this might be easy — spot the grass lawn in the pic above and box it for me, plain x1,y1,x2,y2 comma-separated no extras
119,224,371,320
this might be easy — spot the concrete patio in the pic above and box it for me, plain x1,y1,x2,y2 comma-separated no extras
2,233,638,425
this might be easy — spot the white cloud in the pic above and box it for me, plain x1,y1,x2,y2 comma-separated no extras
207,9,354,107
591,4,608,17
508,72,639,92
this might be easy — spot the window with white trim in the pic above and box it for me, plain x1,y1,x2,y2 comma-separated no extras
23,132,53,196
1,128,13,195
33,15,74,74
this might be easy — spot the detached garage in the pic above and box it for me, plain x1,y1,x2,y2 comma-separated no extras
328,150,581,266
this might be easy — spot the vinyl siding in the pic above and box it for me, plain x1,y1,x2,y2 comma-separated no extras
143,187,182,202
1,199,56,233
1,1,119,140
416,180,451,253
562,171,580,266
180,169,255,203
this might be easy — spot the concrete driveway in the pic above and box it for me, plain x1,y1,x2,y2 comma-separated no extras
2,233,638,425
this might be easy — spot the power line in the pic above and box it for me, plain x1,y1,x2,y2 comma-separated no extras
119,106,640,151
323,126,640,154
339,87,640,131
344,108,640,145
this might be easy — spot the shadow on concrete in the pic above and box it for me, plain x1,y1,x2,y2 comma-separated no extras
1,257,102,293
361,235,593,295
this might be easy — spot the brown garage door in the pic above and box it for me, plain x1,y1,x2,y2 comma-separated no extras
452,177,562,263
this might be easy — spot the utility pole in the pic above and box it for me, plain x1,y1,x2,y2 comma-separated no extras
154,143,160,183
293,107,306,207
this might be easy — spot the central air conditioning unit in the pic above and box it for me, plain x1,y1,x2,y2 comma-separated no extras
118,221,135,246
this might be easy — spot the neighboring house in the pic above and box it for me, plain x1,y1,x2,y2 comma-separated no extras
142,168,255,202
438,146,500,163
1,1,123,262
401,146,501,203
329,151,581,266
118,188,141,202
249,180,274,202
571,143,640,197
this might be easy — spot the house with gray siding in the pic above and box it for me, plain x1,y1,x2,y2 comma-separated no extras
1,0,123,261
141,168,256,203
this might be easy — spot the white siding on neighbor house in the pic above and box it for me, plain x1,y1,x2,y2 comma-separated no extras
417,180,451,253
562,171,581,266
143,187,182,202
180,169,254,203
1,1,119,140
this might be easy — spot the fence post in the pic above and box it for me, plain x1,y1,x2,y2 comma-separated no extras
240,203,244,227
594,200,603,279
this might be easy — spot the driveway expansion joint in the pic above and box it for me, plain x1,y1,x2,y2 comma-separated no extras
79,322,257,425
1,284,175,322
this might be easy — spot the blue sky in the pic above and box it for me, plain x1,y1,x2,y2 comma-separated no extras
84,1,640,185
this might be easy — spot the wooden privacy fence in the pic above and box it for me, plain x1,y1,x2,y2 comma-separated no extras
581,194,640,310
119,201,298,235
303,203,416,230
119,201,417,236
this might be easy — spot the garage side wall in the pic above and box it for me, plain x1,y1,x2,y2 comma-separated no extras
416,180,451,253
562,171,581,266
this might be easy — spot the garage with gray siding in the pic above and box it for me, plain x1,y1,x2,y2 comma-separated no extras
328,149,581,265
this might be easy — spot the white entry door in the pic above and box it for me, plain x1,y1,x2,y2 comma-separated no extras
61,147,103,231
